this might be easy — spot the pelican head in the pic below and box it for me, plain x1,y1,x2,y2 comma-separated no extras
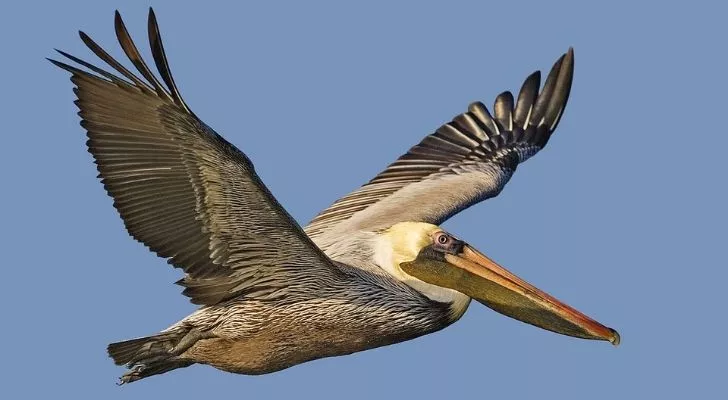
375,222,620,345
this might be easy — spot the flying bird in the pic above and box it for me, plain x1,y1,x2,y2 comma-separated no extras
51,9,619,384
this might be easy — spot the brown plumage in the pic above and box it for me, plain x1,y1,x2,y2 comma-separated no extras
52,8,616,385
53,10,342,307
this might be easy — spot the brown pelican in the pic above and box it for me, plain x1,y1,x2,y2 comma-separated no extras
51,9,619,384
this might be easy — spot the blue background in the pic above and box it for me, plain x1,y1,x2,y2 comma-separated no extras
2,0,725,398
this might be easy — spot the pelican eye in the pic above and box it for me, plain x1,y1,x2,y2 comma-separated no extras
433,232,463,254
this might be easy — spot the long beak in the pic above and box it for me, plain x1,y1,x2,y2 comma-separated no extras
447,245,619,345
402,244,619,345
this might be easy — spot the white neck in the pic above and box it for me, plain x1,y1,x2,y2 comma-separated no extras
372,234,470,316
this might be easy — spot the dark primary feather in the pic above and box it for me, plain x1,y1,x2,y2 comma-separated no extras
305,49,574,239
147,9,190,113
50,8,342,305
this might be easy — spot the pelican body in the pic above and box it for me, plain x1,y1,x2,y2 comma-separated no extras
51,9,619,384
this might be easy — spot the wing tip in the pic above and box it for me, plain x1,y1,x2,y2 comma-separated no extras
543,47,575,132
525,48,575,132
146,5,190,112
57,8,193,106
47,57,64,69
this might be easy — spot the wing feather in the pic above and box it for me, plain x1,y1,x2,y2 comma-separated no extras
306,49,574,241
52,9,342,305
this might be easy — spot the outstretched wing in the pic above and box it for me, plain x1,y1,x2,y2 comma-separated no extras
51,9,343,305
305,49,574,241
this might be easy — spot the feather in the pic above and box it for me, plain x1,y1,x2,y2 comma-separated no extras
306,49,575,240
52,8,342,305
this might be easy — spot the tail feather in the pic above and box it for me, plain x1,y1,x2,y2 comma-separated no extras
107,333,176,366
119,360,194,385
108,332,191,384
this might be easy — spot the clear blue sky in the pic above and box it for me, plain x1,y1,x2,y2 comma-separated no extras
1,0,725,398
